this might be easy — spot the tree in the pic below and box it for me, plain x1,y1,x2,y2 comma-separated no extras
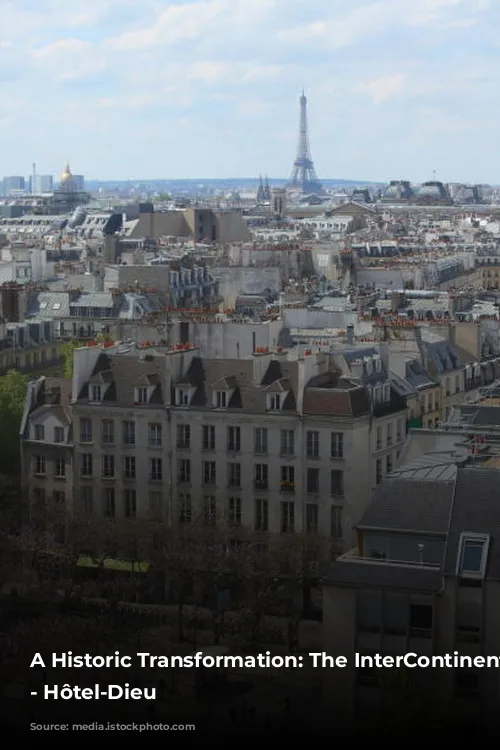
62,339,84,378
0,370,28,475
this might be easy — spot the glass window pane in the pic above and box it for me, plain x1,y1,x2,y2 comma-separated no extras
461,542,484,572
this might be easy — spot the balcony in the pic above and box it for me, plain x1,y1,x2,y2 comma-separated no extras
280,481,295,493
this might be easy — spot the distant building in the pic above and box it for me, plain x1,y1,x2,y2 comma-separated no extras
31,175,54,193
3,176,26,194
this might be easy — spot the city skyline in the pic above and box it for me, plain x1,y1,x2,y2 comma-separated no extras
0,0,498,182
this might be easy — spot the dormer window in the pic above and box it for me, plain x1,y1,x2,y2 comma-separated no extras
176,387,191,406
135,386,149,404
267,393,282,411
89,384,102,403
214,390,227,409
457,533,490,579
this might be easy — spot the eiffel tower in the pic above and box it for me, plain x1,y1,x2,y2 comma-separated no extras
287,91,323,194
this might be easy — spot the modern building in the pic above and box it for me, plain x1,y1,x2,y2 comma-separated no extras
3,176,26,194
321,457,500,735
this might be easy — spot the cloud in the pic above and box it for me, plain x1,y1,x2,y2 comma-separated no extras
358,73,407,104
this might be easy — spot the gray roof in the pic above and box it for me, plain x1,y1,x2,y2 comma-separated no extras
444,467,500,579
326,465,500,589
448,404,500,428
358,477,455,534
389,453,461,482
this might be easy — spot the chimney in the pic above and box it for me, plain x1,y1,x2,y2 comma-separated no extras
346,325,354,346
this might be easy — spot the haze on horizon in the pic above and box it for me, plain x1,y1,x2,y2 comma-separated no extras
0,0,497,184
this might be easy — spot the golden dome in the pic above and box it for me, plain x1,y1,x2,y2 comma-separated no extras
60,163,73,183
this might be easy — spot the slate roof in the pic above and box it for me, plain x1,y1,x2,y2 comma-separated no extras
358,477,456,534
179,357,299,413
29,377,72,424
75,353,167,407
444,467,500,580
326,464,500,589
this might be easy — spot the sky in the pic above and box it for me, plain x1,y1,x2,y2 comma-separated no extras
0,0,498,182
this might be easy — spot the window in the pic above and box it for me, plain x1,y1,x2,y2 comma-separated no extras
386,454,393,474
35,424,45,440
331,506,343,539
457,533,489,578
305,467,318,493
214,390,227,408
179,493,191,524
267,393,281,411
409,603,433,637
254,427,268,454
280,429,294,456
81,486,93,513
34,455,46,476
375,459,382,484
387,423,392,446
455,672,479,700
33,487,46,507
124,489,136,518
203,460,216,485
103,488,115,518
124,455,136,479
149,491,162,515
148,423,162,447
280,465,295,491
102,455,115,478
53,490,65,505
228,462,241,488
330,470,344,497
122,421,135,446
376,425,382,450
135,386,148,404
53,426,64,443
331,432,343,458
255,498,268,531
101,419,114,444
176,388,190,406
177,424,190,449
178,459,191,484
228,497,242,525
281,501,295,533
306,430,319,458
227,426,241,452
89,384,102,403
204,495,216,525
306,503,318,532
54,459,65,478
202,424,215,451
81,453,92,477
254,463,268,490
150,457,162,481
80,418,92,443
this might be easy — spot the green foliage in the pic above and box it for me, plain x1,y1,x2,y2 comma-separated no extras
62,339,82,379
0,370,28,476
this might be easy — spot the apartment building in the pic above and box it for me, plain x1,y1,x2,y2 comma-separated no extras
20,344,407,570
321,458,500,735
0,320,64,376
